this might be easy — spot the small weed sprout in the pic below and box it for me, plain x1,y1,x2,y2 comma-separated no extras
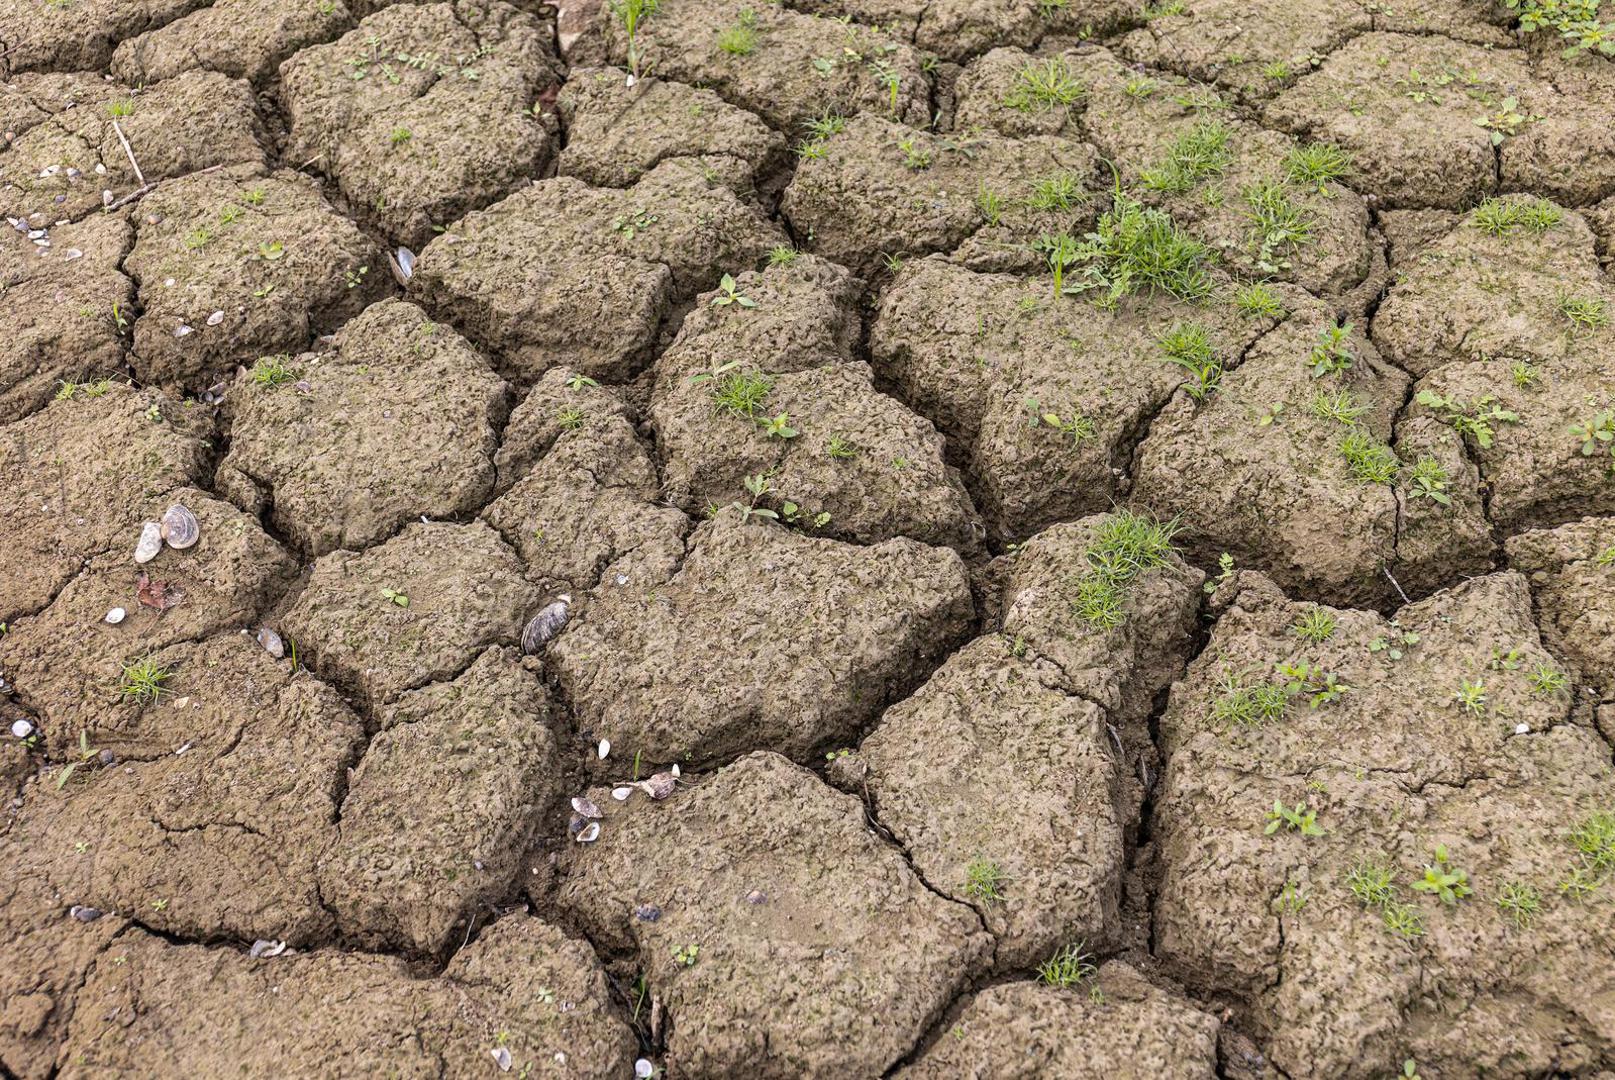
1035,232,1079,299
1245,180,1312,275
897,136,933,170
251,355,298,388
1203,551,1236,594
1064,194,1213,304
1411,844,1472,904
1570,411,1614,465
761,413,798,440
1276,660,1351,707
965,858,1008,904
1528,662,1567,696
1265,800,1325,837
389,126,412,146
1496,882,1541,928
1211,672,1290,727
711,368,773,420
1039,409,1096,447
826,434,859,459
1235,282,1286,319
1037,942,1097,989
611,0,659,78
1159,323,1223,400
1469,195,1562,237
1382,901,1426,938
1510,360,1541,389
120,657,173,703
1292,606,1337,643
1068,511,1180,629
1308,388,1368,425
1340,430,1399,484
1284,142,1351,189
1453,678,1487,716
1559,293,1609,330
671,943,700,966
1562,811,1615,897
557,407,586,431
977,184,1006,226
1140,120,1232,195
379,587,409,607
1309,320,1354,377
1347,858,1396,908
1406,456,1452,505
1416,389,1519,448
710,273,757,308
1026,172,1084,212
767,244,798,266
717,8,758,55
53,730,98,790
1004,57,1084,113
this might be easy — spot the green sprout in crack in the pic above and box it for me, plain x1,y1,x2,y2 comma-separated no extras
964,858,1008,904
1411,844,1472,904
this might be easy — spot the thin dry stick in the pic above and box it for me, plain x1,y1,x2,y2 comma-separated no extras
1382,567,1411,606
110,119,146,188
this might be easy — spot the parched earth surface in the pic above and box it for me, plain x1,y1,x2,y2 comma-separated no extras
1,0,1614,1077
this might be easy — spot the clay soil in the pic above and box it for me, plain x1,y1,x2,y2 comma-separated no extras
2,0,1614,1077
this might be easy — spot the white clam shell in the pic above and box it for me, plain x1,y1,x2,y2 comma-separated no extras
256,626,285,658
389,246,415,286
10,719,34,739
105,607,126,625
133,521,163,563
575,821,601,843
159,504,199,549
611,786,633,801
571,796,602,819
597,738,610,760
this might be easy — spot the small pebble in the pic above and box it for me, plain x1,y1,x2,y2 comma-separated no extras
490,1047,512,1072
206,310,224,327
634,904,661,922
635,1060,654,1079
10,719,34,739
1514,722,1530,735
69,905,103,922
745,889,767,905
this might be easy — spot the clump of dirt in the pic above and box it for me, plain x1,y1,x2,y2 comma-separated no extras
216,298,508,556
0,0,211,78
112,0,354,85
552,515,974,773
280,1,562,248
1505,516,1615,700
555,751,992,1077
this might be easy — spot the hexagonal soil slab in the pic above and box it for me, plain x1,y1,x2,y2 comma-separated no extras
0,0,209,77
216,299,507,556
410,159,783,383
897,965,1220,1077
831,514,1202,969
870,255,1261,543
1154,570,1615,1077
280,520,541,712
111,0,354,84
955,46,1378,301
321,647,563,956
781,112,1100,279
552,516,973,773
1265,33,1611,209
0,487,297,753
557,67,787,191
0,70,265,223
555,751,992,1077
1134,297,1491,605
481,369,690,592
0,385,211,622
10,634,363,945
790,0,1136,63
0,213,132,424
59,916,636,1076
281,1,562,248
124,165,382,388
651,256,983,549
1505,517,1615,700
597,0,929,130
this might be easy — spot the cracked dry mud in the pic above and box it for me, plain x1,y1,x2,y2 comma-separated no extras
1,0,1613,1077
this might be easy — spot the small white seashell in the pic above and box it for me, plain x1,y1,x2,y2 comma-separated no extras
160,503,199,548
64,248,82,260
10,719,34,739
249,939,287,959
611,786,633,801
70,905,103,922
256,626,285,658
174,324,193,337
635,1060,654,1079
639,771,675,800
490,1047,512,1072
670,764,680,778
597,738,610,760
1514,722,1530,735
105,607,126,625
389,246,415,286
205,309,224,326
571,796,602,819
134,521,163,563
575,821,601,843
521,597,571,653
94,162,106,175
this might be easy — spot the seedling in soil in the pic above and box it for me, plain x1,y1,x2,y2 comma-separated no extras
825,434,859,459
1140,120,1232,195
710,273,756,308
1309,388,1368,425
880,252,905,275
1347,858,1397,907
252,355,298,388
1265,800,1325,837
1026,172,1084,212
1469,195,1562,237
729,474,779,524
1039,408,1096,447
1036,942,1097,989
1284,142,1351,189
1277,660,1351,707
1381,901,1426,938
896,136,932,171
565,373,599,391
1069,511,1180,630
1004,57,1084,113
1452,678,1487,716
1510,361,1542,389
1496,882,1542,928
1309,320,1353,377
1598,546,1615,566
671,943,700,967
1203,551,1236,594
1235,282,1286,319
1509,0,1615,54
1369,625,1421,660
611,0,658,78
1246,180,1311,275
1416,390,1518,449
1559,293,1609,330
1211,672,1289,727
869,58,903,118
1275,880,1309,914
761,413,798,440
120,657,173,704
107,99,135,119
965,858,1008,904
1340,430,1398,484
711,368,773,420
389,126,412,146
1570,411,1614,466
974,184,1006,227
1473,95,1540,145
1568,810,1615,875
557,407,585,431
1411,845,1472,904
53,730,99,790
1292,606,1337,643
767,245,798,266
344,265,369,290
1035,232,1079,299
1262,60,1291,81
1062,193,1213,304
1158,323,1222,401
717,9,758,55
1406,456,1452,504
1124,76,1158,98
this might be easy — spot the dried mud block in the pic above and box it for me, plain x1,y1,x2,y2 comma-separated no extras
112,0,354,84
871,255,1261,543
790,0,1136,62
0,0,209,78
281,2,562,248
0,488,297,752
781,113,1100,279
124,166,382,388
0,385,211,621
0,70,265,223
58,915,636,1076
1360,0,1515,42
482,370,689,592
410,160,783,383
1375,199,1615,531
216,299,507,556
956,47,1376,299
1506,517,1615,700
1501,49,1615,208
1134,299,1491,605
1266,34,1606,209
322,648,562,956
598,0,928,130
1154,570,1615,1077
552,516,973,772
282,520,541,712
556,752,992,1077
557,67,786,191
9,634,363,945
1117,0,1373,104
1377,208,1460,271
651,257,982,549
0,214,133,424
897,965,1220,1078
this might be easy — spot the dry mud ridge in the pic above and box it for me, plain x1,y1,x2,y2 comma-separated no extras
4,0,1615,1077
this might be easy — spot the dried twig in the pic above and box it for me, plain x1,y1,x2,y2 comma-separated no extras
110,119,146,188
1382,566,1411,606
